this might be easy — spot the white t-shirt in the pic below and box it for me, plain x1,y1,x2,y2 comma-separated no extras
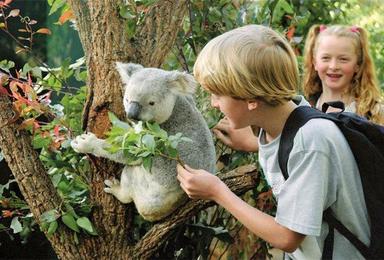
258,96,370,259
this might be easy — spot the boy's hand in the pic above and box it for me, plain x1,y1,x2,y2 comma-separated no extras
213,118,259,152
177,164,223,200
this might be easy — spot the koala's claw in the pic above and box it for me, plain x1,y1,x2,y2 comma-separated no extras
104,178,120,194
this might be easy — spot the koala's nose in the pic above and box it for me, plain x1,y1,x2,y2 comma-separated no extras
127,101,141,120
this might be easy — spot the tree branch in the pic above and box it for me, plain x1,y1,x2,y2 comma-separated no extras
133,164,260,258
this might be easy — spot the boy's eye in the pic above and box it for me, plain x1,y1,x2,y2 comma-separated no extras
149,101,155,106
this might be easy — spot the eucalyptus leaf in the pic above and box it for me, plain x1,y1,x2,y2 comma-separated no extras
10,217,23,234
142,156,153,172
76,217,97,234
142,134,156,151
108,112,130,130
40,209,60,223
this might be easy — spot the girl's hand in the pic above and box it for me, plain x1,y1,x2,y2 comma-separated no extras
213,118,259,152
177,164,225,200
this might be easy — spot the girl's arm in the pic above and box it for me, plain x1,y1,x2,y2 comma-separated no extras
177,164,305,253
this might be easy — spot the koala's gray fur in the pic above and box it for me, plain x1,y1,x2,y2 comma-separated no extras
71,62,216,221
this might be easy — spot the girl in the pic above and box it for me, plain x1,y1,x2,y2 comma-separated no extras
303,24,384,124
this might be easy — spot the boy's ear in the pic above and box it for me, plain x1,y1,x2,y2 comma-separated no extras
247,100,259,110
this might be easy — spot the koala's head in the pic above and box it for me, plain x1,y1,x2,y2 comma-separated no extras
116,62,197,124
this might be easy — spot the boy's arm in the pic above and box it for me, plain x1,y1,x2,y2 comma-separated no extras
215,181,305,252
176,164,305,252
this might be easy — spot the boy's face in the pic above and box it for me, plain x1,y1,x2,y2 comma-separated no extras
210,93,251,129
313,35,359,94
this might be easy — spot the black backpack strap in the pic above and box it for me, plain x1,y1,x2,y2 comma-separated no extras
278,106,329,179
321,101,345,113
323,210,373,259
322,209,334,260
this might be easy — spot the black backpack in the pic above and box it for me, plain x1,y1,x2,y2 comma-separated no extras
277,101,384,259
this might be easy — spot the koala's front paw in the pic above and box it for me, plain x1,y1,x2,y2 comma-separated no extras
71,133,98,154
104,178,120,194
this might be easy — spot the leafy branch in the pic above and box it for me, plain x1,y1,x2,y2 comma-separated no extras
105,112,191,171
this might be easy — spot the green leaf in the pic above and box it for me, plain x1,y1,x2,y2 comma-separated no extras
61,213,80,233
147,122,167,138
10,217,23,234
272,0,294,24
32,134,52,149
126,18,137,39
141,134,156,151
0,60,15,73
47,220,58,236
167,147,178,158
48,0,67,15
76,217,97,235
51,173,62,187
108,112,130,130
142,156,152,172
40,209,60,223
119,5,136,19
0,179,16,195
138,151,151,157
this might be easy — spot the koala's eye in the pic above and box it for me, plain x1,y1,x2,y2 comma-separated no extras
149,101,155,106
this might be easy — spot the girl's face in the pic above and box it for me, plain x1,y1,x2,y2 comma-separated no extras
210,93,251,129
314,35,359,94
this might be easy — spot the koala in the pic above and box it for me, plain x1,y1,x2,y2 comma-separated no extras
71,62,216,221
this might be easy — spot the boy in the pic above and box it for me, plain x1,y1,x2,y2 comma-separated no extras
176,25,369,259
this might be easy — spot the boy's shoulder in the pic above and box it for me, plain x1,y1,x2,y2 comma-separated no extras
294,118,349,153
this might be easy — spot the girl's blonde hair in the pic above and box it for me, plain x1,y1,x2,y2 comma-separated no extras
303,24,384,124
193,25,299,106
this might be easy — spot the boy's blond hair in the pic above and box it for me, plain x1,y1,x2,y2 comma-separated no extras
193,25,299,106
303,24,383,124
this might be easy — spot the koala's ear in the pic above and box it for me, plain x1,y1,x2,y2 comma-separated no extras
115,62,144,84
167,71,197,96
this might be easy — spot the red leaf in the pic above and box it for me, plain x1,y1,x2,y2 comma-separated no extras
59,10,74,25
286,26,295,41
35,28,51,35
33,120,41,131
54,125,60,137
2,210,13,218
0,85,9,96
0,0,13,8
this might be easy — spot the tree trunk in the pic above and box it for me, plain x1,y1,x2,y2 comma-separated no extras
0,1,261,258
